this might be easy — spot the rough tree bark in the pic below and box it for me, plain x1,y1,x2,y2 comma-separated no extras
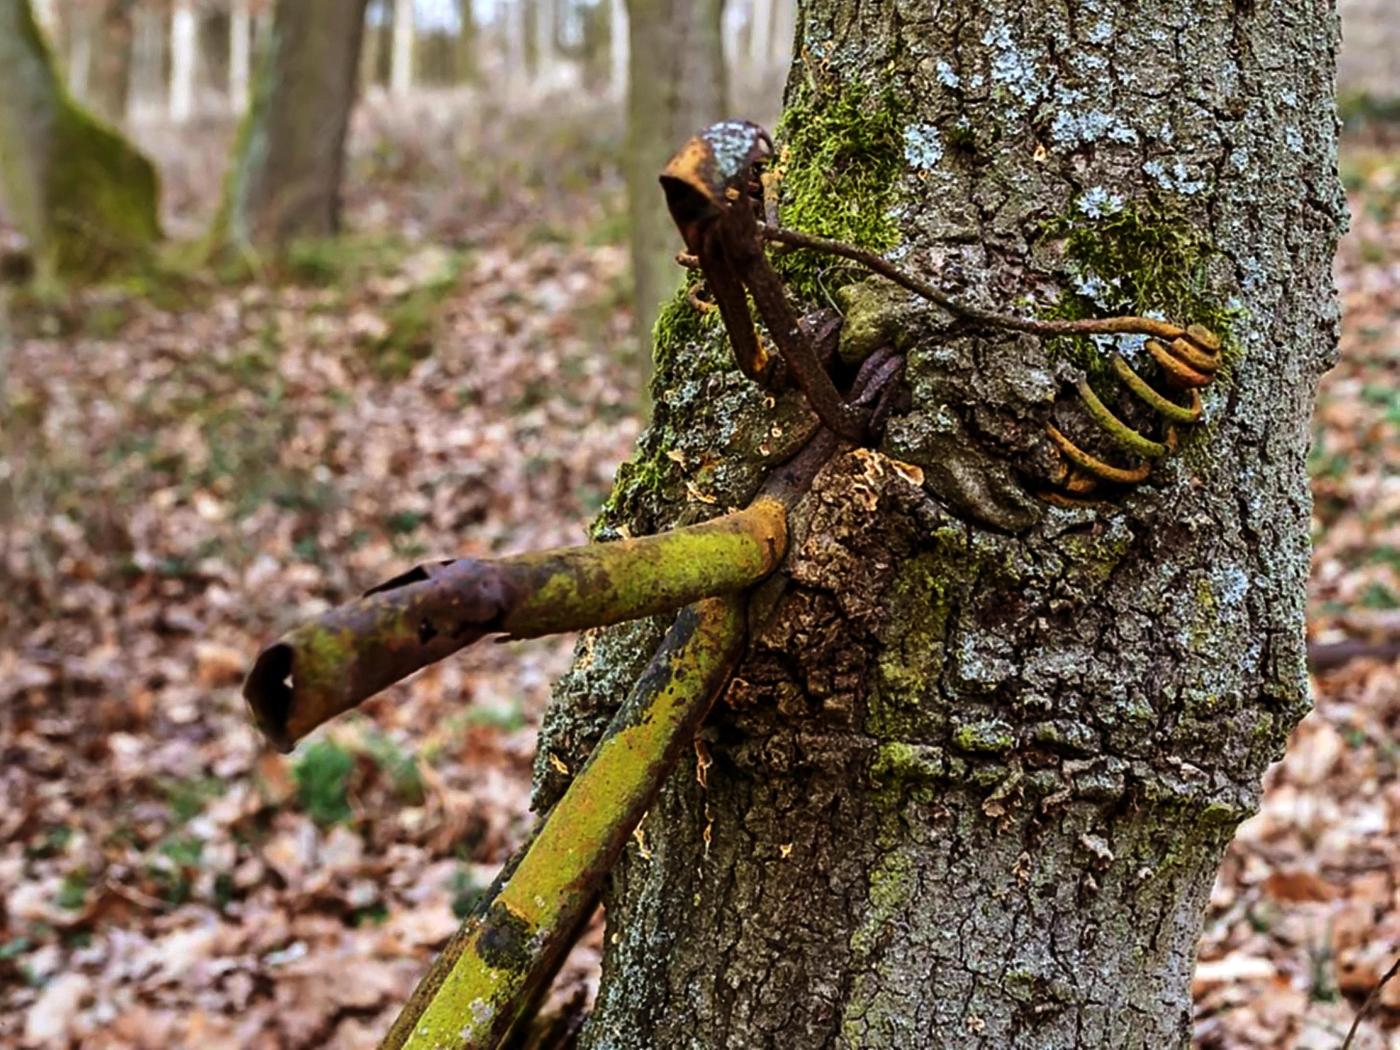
538,1,1345,1047
623,0,727,366
210,0,370,256
0,0,160,284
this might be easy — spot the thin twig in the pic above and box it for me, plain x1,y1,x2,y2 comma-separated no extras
1340,953,1400,1050
758,223,1205,346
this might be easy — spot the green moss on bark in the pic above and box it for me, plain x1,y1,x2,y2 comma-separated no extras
1039,205,1241,378
775,81,907,303
0,0,160,285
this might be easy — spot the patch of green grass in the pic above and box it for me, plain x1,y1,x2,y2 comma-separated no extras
147,835,204,907
1308,440,1349,482
27,824,73,859
162,775,225,824
463,701,526,733
584,203,629,248
1359,581,1398,609
1307,943,1339,1002
450,865,487,919
362,731,425,806
350,902,390,927
363,254,466,381
281,234,409,288
1338,90,1400,133
1373,546,1400,571
55,871,89,911
293,739,356,827
384,509,426,535
371,288,442,379
0,938,31,961
159,834,204,868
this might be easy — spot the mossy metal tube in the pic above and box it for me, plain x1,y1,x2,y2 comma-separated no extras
383,597,746,1050
243,500,785,752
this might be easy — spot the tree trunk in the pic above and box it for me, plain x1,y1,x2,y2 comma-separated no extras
0,0,160,284
229,0,251,112
169,0,197,122
66,4,93,101
622,0,727,368
130,5,165,120
608,0,627,98
210,0,370,256
453,0,477,85
539,1,1345,1047
87,0,135,126
390,0,413,96
748,0,770,66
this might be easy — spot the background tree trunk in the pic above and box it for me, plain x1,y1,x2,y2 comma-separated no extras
169,0,197,122
229,0,251,112
65,4,93,102
453,0,478,85
129,4,165,120
0,0,160,284
539,1,1347,1046
210,0,370,256
622,0,727,368
87,0,135,126
608,0,627,99
390,0,413,96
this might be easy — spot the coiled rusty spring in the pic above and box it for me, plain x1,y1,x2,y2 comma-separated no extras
1044,323,1223,501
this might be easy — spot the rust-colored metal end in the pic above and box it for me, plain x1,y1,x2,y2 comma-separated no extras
1063,470,1099,495
244,643,297,754
1039,489,1103,509
687,282,717,313
1184,323,1222,353
659,121,772,251
242,560,511,752
1046,423,1152,485
1168,335,1222,374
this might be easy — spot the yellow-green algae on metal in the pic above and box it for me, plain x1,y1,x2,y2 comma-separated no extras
244,499,785,752
383,596,746,1050
502,496,785,637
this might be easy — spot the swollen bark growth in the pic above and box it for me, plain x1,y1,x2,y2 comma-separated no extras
541,1,1346,1046
210,0,370,256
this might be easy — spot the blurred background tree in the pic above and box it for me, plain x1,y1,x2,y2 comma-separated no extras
0,0,159,284
208,0,372,256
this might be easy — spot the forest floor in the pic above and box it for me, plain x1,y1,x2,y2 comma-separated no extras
1,96,1397,1049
